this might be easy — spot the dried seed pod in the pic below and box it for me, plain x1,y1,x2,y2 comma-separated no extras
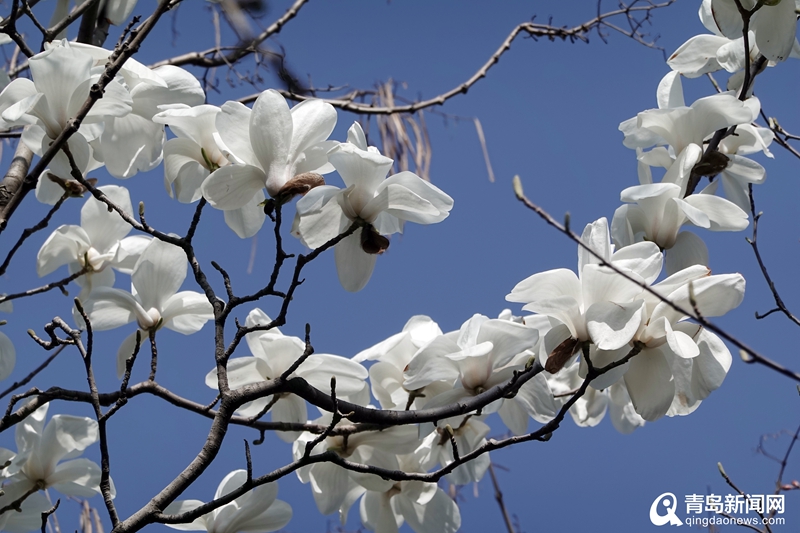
545,336,579,374
360,225,389,255
277,172,325,199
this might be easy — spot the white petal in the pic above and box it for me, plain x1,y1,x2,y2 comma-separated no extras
161,291,214,334
656,71,685,109
398,487,461,533
116,330,141,378
81,185,133,252
754,1,797,62
82,286,140,330
201,164,267,210
667,34,729,76
224,189,267,238
665,231,709,275
161,500,206,531
37,225,91,276
580,344,631,390
293,185,347,249
48,458,102,497
216,100,259,167
101,114,164,178
250,90,293,196
0,332,15,381
507,268,581,304
288,99,337,160
514,373,558,423
308,463,350,515
585,300,644,351
624,347,675,421
162,138,208,203
132,239,187,312
334,231,377,292
683,194,749,231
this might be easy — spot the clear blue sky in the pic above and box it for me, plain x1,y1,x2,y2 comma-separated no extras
1,1,799,531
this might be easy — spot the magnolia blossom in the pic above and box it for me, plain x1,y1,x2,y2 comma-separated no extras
0,403,112,516
36,185,150,300
201,90,337,209
403,313,556,435
621,71,771,213
293,123,454,292
0,40,132,203
294,418,420,516
547,359,646,434
667,0,759,77
710,0,799,62
415,416,491,485
612,180,748,274
205,308,368,442
347,457,461,533
164,470,292,533
152,104,266,238
70,42,205,179
620,268,742,420
507,218,662,371
82,238,214,376
353,315,447,410
624,89,758,157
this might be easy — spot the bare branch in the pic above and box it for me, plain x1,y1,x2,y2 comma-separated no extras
149,0,309,68
238,3,676,115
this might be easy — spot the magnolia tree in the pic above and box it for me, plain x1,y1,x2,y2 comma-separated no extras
0,1,797,532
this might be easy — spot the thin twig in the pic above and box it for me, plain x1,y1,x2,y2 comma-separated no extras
237,2,675,115
0,344,67,400
488,463,516,533
0,194,68,276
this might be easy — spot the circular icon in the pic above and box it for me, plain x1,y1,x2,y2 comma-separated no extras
649,492,684,526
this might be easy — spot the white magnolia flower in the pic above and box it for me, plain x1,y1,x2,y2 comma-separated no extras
82,238,214,377
164,470,291,533
353,457,461,533
205,308,368,442
294,417,420,516
293,122,454,292
611,150,749,274
201,90,337,208
616,74,760,272
627,90,758,157
403,314,556,433
710,0,799,62
0,478,51,533
667,0,760,77
0,403,112,505
507,218,663,371
622,269,742,420
152,104,266,238
37,185,150,300
415,416,491,485
69,42,205,179
0,40,132,203
353,315,446,410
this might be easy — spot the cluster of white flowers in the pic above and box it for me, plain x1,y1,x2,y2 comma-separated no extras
0,1,796,532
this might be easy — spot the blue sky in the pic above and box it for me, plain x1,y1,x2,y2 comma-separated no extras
1,1,800,531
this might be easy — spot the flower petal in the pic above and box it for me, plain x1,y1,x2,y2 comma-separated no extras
334,231,377,292
201,164,266,210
